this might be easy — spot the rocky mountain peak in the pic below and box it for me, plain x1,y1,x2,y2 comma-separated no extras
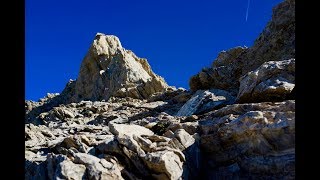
92,33,123,56
72,33,169,102
189,0,295,94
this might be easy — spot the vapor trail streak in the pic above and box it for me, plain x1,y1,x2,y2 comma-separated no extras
246,0,251,21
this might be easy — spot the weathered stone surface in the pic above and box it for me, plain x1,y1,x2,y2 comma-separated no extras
176,89,235,116
47,154,87,180
51,106,76,120
24,158,47,180
94,123,187,179
241,0,295,73
139,101,168,109
143,150,184,180
174,129,195,149
182,115,198,122
25,80,76,124
25,98,295,179
237,59,295,103
25,32,170,124
189,0,295,94
212,46,249,67
59,158,87,180
95,135,121,154
109,123,154,136
199,100,295,179
50,135,89,154
168,121,199,135
73,153,124,180
73,33,168,102
147,87,192,104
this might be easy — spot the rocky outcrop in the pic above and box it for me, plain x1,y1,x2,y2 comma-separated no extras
237,59,295,103
46,154,87,180
26,34,170,124
26,98,295,179
25,79,76,124
190,0,295,94
199,100,295,179
73,33,168,102
25,0,295,179
176,89,235,116
147,87,192,104
25,107,196,179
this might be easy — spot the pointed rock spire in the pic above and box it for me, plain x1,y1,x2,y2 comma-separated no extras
72,33,168,101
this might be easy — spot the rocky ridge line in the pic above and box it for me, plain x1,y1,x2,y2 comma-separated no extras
189,0,295,96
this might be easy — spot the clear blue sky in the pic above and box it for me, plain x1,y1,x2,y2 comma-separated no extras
26,0,283,101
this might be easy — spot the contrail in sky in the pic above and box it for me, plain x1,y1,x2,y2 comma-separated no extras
246,0,251,21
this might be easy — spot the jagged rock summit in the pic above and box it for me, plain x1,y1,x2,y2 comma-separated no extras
189,0,295,95
72,33,169,102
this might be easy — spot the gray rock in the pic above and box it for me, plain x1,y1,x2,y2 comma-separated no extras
139,101,168,109
173,129,195,149
73,33,168,102
109,123,154,136
168,121,199,135
182,115,198,122
50,135,89,154
176,89,235,116
25,159,47,180
25,80,76,124
189,0,295,94
239,149,295,179
147,87,192,104
96,135,122,155
143,150,184,180
59,158,87,180
199,100,295,179
203,163,240,180
74,153,124,180
46,153,87,180
237,59,295,103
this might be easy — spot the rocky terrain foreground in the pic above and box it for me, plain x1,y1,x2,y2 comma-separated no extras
25,0,295,179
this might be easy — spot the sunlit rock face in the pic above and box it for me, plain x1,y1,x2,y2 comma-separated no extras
73,33,169,102
189,0,295,95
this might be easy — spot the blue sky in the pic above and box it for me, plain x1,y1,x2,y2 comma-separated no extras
26,0,283,101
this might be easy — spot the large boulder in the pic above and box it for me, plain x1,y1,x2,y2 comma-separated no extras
109,123,154,137
46,154,87,180
143,150,184,179
57,158,87,180
176,89,235,116
72,33,168,102
99,123,193,179
199,100,295,179
189,0,295,94
73,153,124,180
237,59,295,103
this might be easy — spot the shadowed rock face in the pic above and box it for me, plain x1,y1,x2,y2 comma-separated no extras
73,33,169,102
189,0,295,95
